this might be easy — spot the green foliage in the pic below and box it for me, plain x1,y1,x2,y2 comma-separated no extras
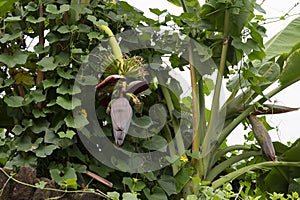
0,0,300,199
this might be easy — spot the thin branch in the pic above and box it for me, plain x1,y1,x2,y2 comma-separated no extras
85,170,113,188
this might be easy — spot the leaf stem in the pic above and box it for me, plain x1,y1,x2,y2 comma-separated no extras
211,161,300,189
201,7,230,179
98,25,124,67
157,74,185,157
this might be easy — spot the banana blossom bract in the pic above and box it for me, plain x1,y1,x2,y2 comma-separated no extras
110,97,132,146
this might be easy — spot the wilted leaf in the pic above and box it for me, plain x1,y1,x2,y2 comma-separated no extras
14,72,35,86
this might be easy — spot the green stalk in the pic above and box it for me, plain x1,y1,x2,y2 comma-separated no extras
211,161,300,189
156,73,185,157
188,46,207,180
163,125,179,175
212,145,252,165
98,25,124,67
201,8,230,179
206,151,262,181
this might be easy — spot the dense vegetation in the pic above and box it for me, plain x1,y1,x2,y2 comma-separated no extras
0,0,300,199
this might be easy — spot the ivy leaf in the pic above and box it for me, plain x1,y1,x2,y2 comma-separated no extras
149,8,167,16
14,72,35,86
88,32,103,40
57,25,70,34
26,16,45,24
132,115,153,129
34,44,50,54
143,186,168,200
157,175,177,196
0,78,14,88
122,193,138,200
107,192,120,200
42,78,62,89
32,109,46,118
0,50,28,68
50,167,77,185
203,78,215,96
4,16,21,22
34,144,58,158
232,38,260,55
87,15,108,27
12,125,26,136
23,90,46,105
35,181,47,189
0,31,22,43
15,135,43,152
57,67,75,79
30,119,50,134
142,135,168,152
46,4,70,14
56,82,81,95
166,0,181,7
5,154,37,169
4,96,24,107
56,96,81,110
58,130,76,139
37,57,58,71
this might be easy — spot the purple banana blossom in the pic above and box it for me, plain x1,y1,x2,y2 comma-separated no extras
110,97,133,146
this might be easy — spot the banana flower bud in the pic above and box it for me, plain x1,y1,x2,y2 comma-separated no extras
110,97,132,146
248,114,276,161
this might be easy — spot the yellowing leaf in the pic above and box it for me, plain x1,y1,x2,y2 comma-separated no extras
14,72,34,86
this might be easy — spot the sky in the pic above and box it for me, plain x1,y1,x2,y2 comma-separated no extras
123,0,300,145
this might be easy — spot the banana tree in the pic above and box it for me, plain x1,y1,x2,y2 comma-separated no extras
163,0,300,194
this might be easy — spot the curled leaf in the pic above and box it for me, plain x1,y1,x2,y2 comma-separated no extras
253,104,299,115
